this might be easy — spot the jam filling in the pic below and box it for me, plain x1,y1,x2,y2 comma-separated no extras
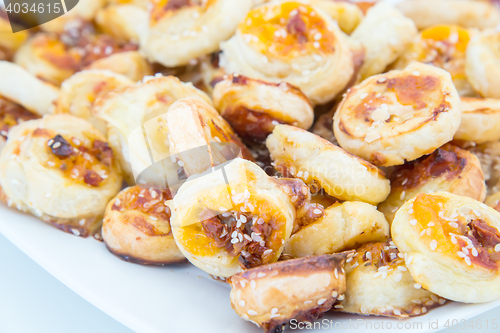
200,209,280,269
391,145,467,191
45,133,114,187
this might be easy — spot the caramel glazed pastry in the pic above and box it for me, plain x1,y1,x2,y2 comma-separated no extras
0,114,122,237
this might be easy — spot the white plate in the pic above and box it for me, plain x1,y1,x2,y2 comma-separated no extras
1,205,500,333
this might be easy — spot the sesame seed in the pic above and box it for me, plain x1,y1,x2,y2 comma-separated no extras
231,238,239,244
271,308,278,314
464,256,472,266
337,294,345,301
365,252,372,260
71,229,80,236
393,309,402,316
430,240,438,251
495,244,500,252
414,283,422,289
397,266,407,271
439,298,446,305
263,249,273,256
377,77,387,83
250,280,256,289
334,268,338,278
304,300,312,305
247,310,258,316
257,272,266,278
313,41,320,48
52,142,61,149
270,314,280,318
394,273,403,282
449,222,459,228
317,298,327,305
334,305,343,309
239,300,246,307
240,281,246,288
332,291,338,298
150,216,158,221
428,222,435,227
313,209,322,215
409,219,417,226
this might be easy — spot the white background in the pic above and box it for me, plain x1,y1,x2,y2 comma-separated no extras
1,233,500,333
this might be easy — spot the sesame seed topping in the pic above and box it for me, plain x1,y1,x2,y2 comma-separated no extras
247,310,257,316
495,244,500,252
257,273,266,278
334,305,343,309
239,300,246,307
409,219,417,226
317,298,327,305
71,229,80,236
430,240,438,251
313,209,322,215
250,280,256,289
304,300,312,305
414,283,422,289
464,256,472,266
393,309,402,316
337,294,345,301
397,266,407,271
332,291,338,298
271,308,278,314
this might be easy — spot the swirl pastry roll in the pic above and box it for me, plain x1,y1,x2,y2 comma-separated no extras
212,75,314,142
0,61,59,116
229,254,348,332
102,186,185,265
392,192,500,303
92,75,212,184
140,0,255,67
465,141,500,196
334,62,462,167
55,70,134,133
335,240,446,318
379,144,486,223
454,98,500,143
396,0,500,30
487,192,500,213
394,25,475,96
84,51,153,82
266,125,390,205
284,201,389,258
170,158,296,277
466,29,500,99
220,0,354,105
350,2,417,80
0,114,122,237
14,21,139,85
96,4,149,43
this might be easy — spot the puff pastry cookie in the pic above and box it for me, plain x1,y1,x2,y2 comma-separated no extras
140,0,255,67
266,124,390,205
394,25,475,97
379,144,486,223
102,186,185,265
334,62,462,167
166,98,254,178
466,29,500,99
0,114,122,237
170,158,297,277
336,240,446,318
92,75,212,184
308,0,364,34
0,61,59,116
351,2,417,80
229,253,348,332
14,21,139,85
83,50,153,82
213,74,314,142
392,192,500,303
284,201,389,257
396,0,500,30
96,4,149,43
55,70,134,133
455,98,500,143
220,0,354,105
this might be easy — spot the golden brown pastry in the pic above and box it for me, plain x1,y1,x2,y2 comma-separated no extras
212,74,314,142
220,0,354,105
55,70,134,133
170,158,297,277
229,253,348,332
336,240,446,318
334,62,462,167
0,114,122,237
394,25,475,96
83,50,153,82
92,75,213,184
396,0,500,30
392,191,500,303
102,186,185,265
466,29,500,99
455,97,500,143
379,144,486,223
0,61,59,116
351,2,417,80
284,201,389,257
166,98,253,178
266,124,390,205
14,21,139,85
95,4,149,43
140,0,255,67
